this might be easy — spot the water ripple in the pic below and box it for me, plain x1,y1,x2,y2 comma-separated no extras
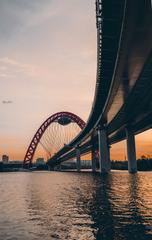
0,171,152,239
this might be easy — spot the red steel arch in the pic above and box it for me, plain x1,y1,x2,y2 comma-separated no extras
23,112,85,167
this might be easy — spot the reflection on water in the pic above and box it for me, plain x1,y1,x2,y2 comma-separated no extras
0,171,152,240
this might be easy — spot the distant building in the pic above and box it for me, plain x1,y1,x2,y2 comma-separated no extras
81,160,92,167
0,162,3,171
1,159,23,165
60,159,76,169
36,158,45,166
60,159,92,169
2,155,9,164
10,160,23,164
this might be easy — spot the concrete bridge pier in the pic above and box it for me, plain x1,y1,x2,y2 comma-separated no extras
76,147,81,172
91,148,96,172
91,132,97,172
98,125,111,173
126,127,137,173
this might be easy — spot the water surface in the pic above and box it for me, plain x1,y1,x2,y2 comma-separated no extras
0,171,152,240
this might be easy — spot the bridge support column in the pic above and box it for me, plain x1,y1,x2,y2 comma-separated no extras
98,125,111,173
91,148,96,172
91,132,97,172
76,147,81,172
48,165,51,171
126,127,137,173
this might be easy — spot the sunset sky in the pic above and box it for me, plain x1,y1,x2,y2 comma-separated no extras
0,0,151,161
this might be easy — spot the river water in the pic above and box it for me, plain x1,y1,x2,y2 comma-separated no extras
0,171,152,240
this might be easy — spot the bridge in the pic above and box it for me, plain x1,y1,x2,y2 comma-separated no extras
24,0,152,173
23,112,85,168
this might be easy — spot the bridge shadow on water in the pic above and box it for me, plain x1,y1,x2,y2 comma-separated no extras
25,171,152,240
81,173,152,240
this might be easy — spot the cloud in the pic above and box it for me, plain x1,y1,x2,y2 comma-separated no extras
0,73,9,78
2,100,13,104
0,0,54,39
0,0,97,160
0,57,38,77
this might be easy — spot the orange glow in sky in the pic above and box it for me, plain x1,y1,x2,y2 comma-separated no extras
0,1,151,162
110,129,152,161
